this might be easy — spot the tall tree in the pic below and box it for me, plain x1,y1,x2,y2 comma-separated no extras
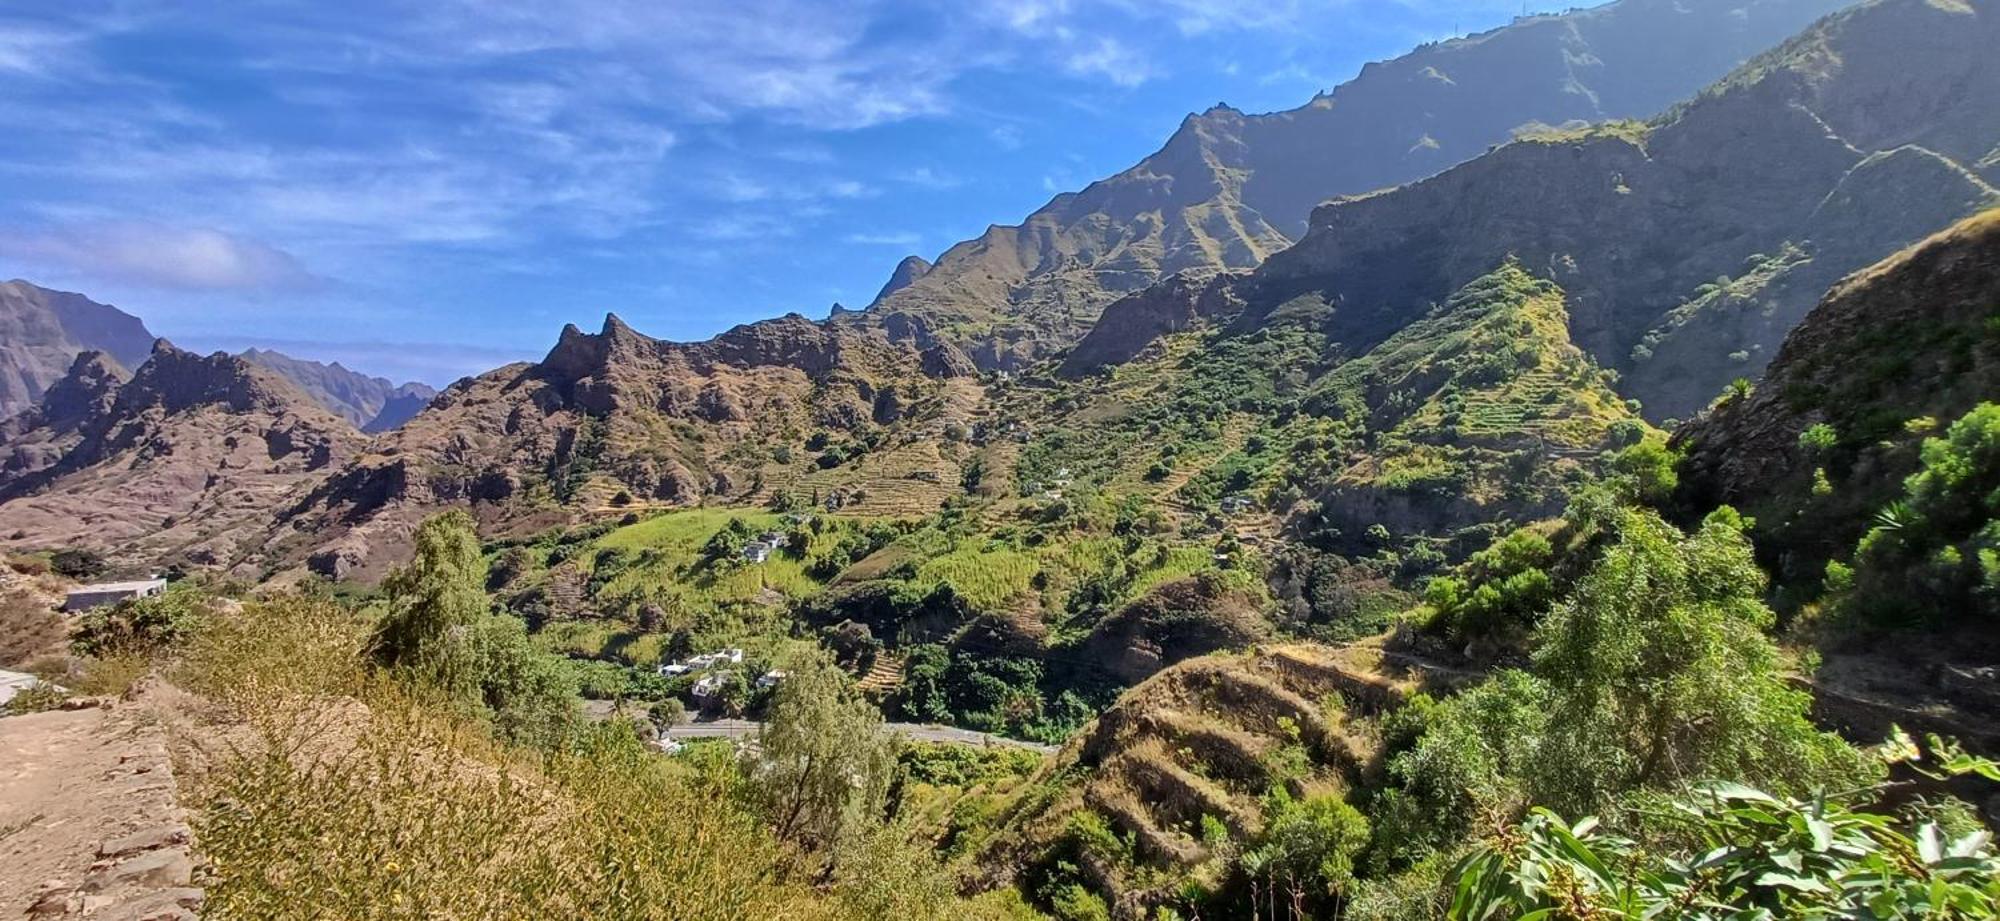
753,653,897,855
373,510,491,702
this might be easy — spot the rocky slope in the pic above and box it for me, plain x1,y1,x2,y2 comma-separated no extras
239,348,437,432
269,314,983,580
860,0,1852,370
0,281,155,419
1072,0,2000,422
1675,207,2000,591
0,340,365,570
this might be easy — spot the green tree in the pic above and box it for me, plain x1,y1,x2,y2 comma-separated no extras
374,511,577,745
1247,791,1371,905
752,653,898,855
373,511,489,699
1531,508,1866,812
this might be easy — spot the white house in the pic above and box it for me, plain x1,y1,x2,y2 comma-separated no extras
758,530,791,549
63,578,167,612
1220,495,1254,515
756,669,788,690
741,541,773,564
691,673,733,699
657,663,691,677
686,648,744,670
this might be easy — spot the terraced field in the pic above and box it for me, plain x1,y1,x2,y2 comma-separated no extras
963,642,1470,913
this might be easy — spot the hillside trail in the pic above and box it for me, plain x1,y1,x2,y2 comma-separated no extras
0,690,202,920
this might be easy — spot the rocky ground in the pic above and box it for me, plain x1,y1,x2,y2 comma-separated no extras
0,693,201,921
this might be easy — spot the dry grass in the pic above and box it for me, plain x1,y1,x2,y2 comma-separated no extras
162,595,987,921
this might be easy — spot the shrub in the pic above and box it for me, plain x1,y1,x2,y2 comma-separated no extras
49,547,107,579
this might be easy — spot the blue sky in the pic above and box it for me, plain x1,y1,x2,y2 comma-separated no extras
0,0,1535,385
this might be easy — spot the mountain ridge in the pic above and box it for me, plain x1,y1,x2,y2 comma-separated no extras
856,0,1854,370
0,280,156,419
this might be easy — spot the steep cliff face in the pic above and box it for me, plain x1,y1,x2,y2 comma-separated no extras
861,0,1852,370
0,281,155,419
1071,0,2000,422
271,313,984,580
1675,207,2000,588
0,340,364,570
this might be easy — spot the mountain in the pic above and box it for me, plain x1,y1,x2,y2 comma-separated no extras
238,348,437,433
0,280,156,419
268,313,984,580
857,0,1853,370
871,255,932,304
1676,206,2000,596
1672,206,2000,753
1071,0,2000,424
0,340,365,569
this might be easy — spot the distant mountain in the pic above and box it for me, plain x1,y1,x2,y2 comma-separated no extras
269,313,982,580
239,348,437,433
0,280,156,419
858,0,1853,370
0,340,364,569
1071,0,2000,422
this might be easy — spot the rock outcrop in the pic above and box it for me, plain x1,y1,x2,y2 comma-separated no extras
271,312,982,579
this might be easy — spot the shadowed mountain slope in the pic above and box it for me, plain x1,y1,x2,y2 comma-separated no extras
239,348,437,432
860,0,1853,371
1071,0,2000,423
0,281,156,419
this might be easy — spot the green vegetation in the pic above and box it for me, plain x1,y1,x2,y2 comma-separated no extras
1826,402,2000,630
1451,735,2000,919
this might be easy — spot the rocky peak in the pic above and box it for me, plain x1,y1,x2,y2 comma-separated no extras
871,256,933,305
35,350,128,428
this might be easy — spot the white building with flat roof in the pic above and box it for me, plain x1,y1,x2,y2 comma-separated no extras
63,578,167,612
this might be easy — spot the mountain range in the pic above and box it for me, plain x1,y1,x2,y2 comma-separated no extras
852,0,1853,371
0,280,436,433
1,0,1994,588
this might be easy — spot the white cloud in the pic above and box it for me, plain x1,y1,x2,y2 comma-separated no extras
0,222,319,292
843,231,922,246
1064,37,1152,87
896,167,962,189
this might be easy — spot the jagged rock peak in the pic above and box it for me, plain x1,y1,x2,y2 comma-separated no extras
872,255,933,304
600,312,646,341
122,341,295,416
34,350,129,426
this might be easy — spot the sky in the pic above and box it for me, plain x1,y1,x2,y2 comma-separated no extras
0,0,1540,386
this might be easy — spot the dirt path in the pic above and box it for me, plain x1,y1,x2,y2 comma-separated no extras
0,699,202,920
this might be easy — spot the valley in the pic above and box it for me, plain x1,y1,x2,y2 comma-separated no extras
3,0,2000,918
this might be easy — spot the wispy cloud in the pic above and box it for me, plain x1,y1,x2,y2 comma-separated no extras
843,231,922,246
0,222,320,292
1064,36,1152,87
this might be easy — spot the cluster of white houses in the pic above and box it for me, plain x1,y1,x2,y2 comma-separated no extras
656,647,786,700
739,530,789,564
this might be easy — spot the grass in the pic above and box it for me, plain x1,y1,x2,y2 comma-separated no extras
167,594,1000,921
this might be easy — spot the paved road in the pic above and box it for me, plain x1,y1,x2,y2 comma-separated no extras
658,717,1056,753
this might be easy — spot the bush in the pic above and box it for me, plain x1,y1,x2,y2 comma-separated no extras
71,585,211,657
49,547,107,579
